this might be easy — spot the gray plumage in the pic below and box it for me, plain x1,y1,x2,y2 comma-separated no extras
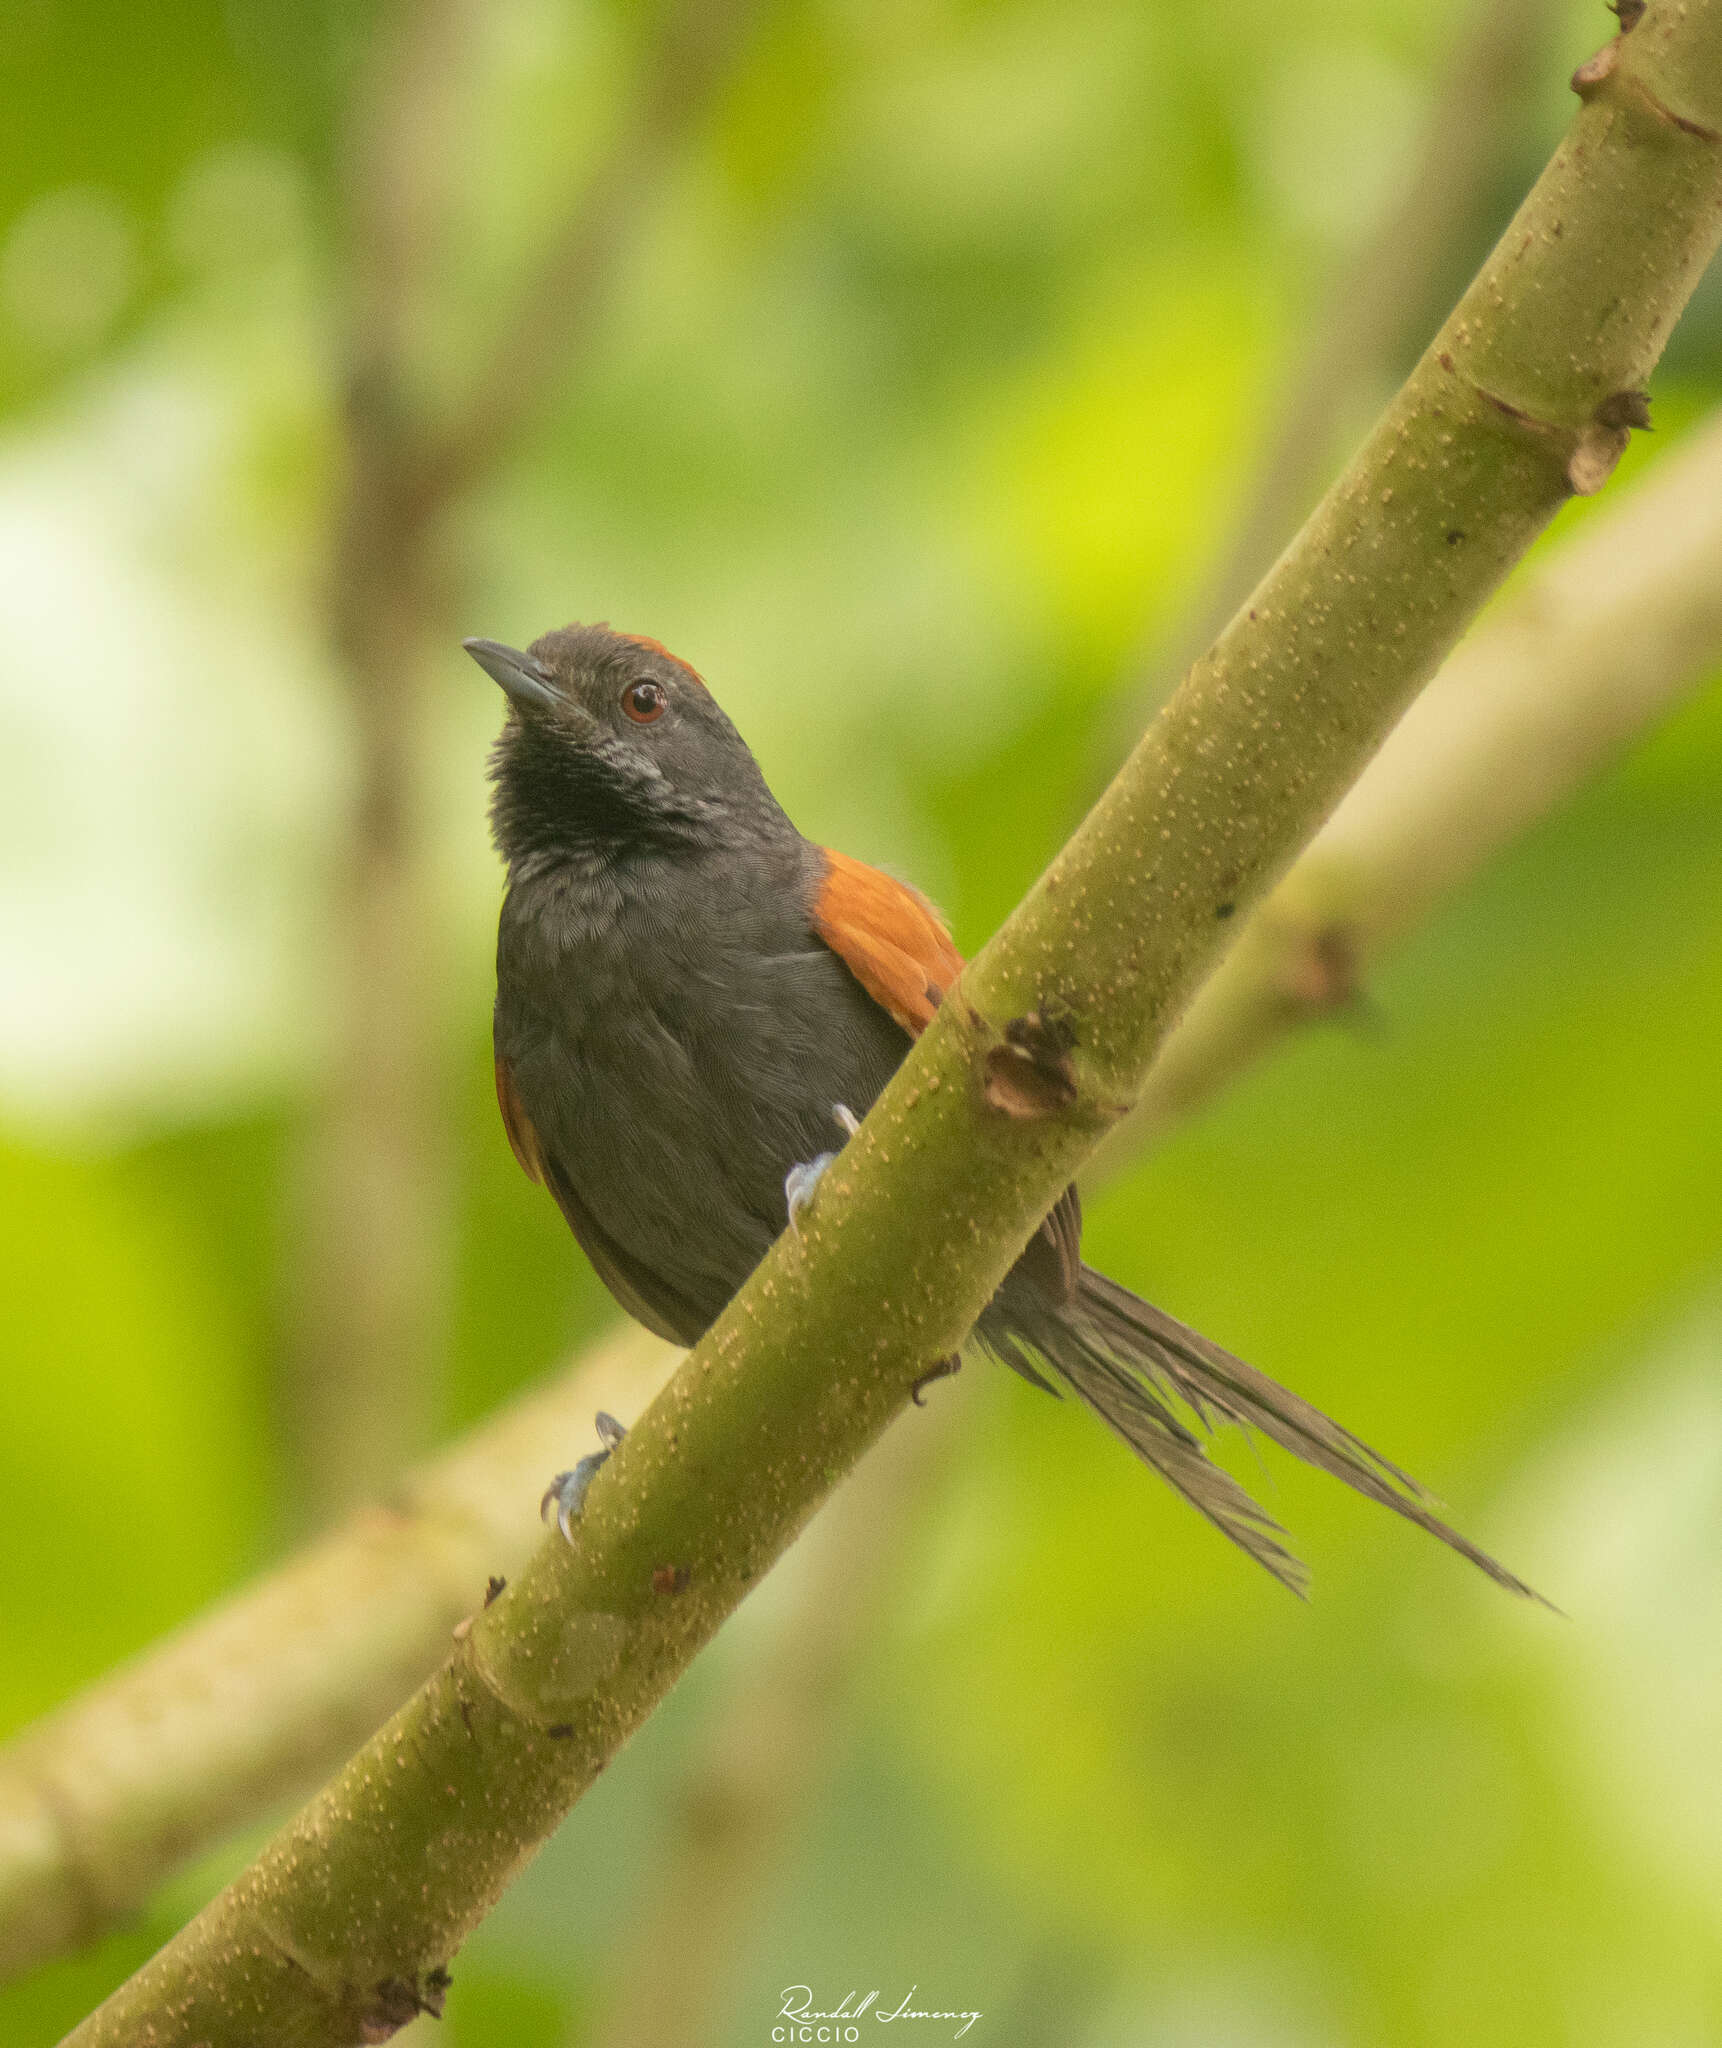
480,622,1542,1601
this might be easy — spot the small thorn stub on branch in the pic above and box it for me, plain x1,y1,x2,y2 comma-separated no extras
982,1010,1079,1120
1567,434,1619,494
484,1574,507,1606
1571,41,1620,98
1567,392,1650,495
1564,432,1621,495
652,1564,690,1595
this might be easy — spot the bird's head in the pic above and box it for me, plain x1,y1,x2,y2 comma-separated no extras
468,622,782,871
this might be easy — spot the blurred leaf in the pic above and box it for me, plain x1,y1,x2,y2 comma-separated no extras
0,1134,269,1731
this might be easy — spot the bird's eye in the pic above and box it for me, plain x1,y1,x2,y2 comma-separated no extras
621,679,667,724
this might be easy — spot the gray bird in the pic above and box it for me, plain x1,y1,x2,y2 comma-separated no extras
469,621,1539,1599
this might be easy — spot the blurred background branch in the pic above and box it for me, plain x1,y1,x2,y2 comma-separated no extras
286,0,761,1526
0,1330,675,1982
1125,0,1568,720
590,1387,967,2048
418,0,760,502
1110,398,1722,1156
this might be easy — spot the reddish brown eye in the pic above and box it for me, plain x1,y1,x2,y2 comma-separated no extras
621,679,667,724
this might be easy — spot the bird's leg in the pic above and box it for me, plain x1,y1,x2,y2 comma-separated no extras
910,1354,962,1405
784,1103,861,1235
541,1411,627,1543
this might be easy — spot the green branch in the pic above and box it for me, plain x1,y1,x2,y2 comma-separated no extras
59,7,1722,2038
1120,397,1722,1148
0,1331,674,1981
8,388,1722,1996
1131,0,1569,707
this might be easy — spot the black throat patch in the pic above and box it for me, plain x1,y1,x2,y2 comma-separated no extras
489,721,706,872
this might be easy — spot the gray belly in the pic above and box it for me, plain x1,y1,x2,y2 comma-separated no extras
497,882,909,1336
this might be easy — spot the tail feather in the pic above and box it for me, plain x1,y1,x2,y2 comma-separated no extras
983,1266,1546,1604
990,1316,1310,1593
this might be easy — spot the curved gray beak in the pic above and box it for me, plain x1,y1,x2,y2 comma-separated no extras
463,637,561,713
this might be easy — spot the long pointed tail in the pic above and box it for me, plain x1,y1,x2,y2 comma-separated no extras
982,1267,1545,1603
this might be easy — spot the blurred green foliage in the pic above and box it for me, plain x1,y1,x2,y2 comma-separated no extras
3,0,1722,2042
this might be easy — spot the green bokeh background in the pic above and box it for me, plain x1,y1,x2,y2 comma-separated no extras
4,0,1722,2041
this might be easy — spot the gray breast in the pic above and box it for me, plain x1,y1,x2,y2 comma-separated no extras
496,841,908,1331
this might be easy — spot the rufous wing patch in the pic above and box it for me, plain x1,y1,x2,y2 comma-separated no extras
811,847,1086,1300
811,847,965,1037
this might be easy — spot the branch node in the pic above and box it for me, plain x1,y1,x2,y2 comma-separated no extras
1471,382,1649,496
1572,34,1721,139
1571,40,1620,98
1568,422,1631,495
360,1965,452,2041
980,1010,1080,1120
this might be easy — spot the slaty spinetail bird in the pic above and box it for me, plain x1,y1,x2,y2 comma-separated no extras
467,621,1536,1598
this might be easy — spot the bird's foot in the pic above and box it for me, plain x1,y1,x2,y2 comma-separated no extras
784,1152,836,1235
910,1354,961,1406
541,1411,627,1543
784,1104,861,1235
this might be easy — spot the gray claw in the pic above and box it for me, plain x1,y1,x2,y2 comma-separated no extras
541,1411,627,1543
784,1104,862,1235
910,1354,962,1405
785,1152,837,1235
